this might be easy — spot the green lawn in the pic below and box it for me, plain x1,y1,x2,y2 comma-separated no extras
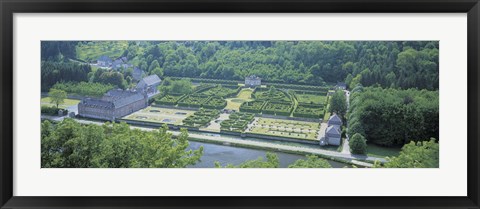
237,88,253,99
41,97,80,108
366,143,401,158
296,93,327,105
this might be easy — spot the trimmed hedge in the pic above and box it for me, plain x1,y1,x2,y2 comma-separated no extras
239,100,266,113
203,97,227,109
155,94,185,105
220,112,255,132
183,109,220,127
262,102,293,116
178,94,210,108
41,105,68,116
293,104,325,119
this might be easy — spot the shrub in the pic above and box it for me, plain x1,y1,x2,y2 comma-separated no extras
349,133,367,154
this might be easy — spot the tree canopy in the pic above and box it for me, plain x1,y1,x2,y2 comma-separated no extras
41,119,203,168
348,87,439,147
376,139,439,168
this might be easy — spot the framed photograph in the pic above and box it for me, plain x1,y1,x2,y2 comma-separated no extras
1,0,479,208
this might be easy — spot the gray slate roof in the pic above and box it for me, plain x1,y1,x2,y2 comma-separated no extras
329,114,342,123
102,89,145,108
81,98,114,109
141,75,162,86
326,125,341,135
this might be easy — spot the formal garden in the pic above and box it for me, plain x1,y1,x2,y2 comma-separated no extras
154,94,185,105
293,104,326,119
220,112,255,132
262,102,293,116
122,106,196,125
247,117,320,141
177,94,211,108
239,100,267,113
182,108,221,127
203,97,228,109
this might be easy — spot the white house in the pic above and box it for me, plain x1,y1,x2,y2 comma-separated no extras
245,75,261,87
320,114,343,146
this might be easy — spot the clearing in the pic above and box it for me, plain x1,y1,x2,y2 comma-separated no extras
41,97,80,109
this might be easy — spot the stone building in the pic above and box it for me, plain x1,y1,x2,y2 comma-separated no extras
136,74,161,98
320,114,343,146
78,89,147,121
245,75,261,87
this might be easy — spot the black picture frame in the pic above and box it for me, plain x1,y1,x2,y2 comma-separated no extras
1,0,479,208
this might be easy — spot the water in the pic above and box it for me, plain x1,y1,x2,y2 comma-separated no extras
187,141,349,168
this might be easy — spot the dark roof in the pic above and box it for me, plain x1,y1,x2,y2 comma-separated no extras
336,82,347,87
329,114,342,123
326,125,341,135
103,89,145,108
81,98,114,109
140,75,161,86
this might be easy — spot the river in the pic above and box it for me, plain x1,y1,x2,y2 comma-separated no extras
187,141,350,168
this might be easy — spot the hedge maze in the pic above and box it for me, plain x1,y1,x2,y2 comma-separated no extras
239,100,266,113
253,87,291,102
155,94,185,105
220,112,255,132
198,84,240,98
203,97,228,109
293,104,326,119
183,109,220,127
178,94,210,108
262,102,293,116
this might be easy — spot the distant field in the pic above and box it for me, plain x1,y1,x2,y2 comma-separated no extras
41,97,80,108
123,106,196,125
76,41,129,62
247,117,320,141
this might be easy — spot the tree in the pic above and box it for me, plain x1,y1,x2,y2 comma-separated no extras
349,133,367,154
169,79,193,94
41,119,203,168
329,90,347,118
151,67,164,78
215,152,279,168
288,155,332,168
379,139,439,168
48,88,67,108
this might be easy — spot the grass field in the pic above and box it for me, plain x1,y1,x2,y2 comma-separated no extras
366,143,402,158
76,41,129,62
225,88,254,110
247,117,320,141
123,106,196,125
41,97,80,108
296,94,327,105
237,88,253,99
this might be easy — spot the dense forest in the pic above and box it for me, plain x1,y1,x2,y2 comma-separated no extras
347,86,439,147
41,41,439,91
